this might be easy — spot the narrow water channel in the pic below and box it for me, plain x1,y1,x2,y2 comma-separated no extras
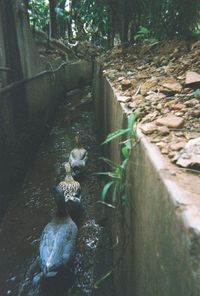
0,86,113,296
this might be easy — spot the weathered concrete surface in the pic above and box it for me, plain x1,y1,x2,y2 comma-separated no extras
13,0,41,77
94,63,200,296
0,60,92,217
0,0,41,87
0,4,8,86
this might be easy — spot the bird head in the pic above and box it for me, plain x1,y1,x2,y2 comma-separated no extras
75,132,82,148
52,186,66,214
72,165,81,177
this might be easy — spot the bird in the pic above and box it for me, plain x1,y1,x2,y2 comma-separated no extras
69,133,88,178
58,162,81,203
38,186,78,280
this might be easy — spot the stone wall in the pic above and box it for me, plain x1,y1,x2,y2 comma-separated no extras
0,60,92,217
94,63,200,296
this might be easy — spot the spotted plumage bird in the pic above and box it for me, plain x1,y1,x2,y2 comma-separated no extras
69,133,88,178
58,162,81,203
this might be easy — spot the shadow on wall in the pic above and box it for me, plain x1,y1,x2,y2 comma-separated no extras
0,61,92,219
0,83,42,217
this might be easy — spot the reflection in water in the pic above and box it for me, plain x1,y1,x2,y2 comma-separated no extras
0,86,110,296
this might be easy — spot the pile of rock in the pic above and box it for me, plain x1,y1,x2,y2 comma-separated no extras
101,40,200,170
74,41,103,61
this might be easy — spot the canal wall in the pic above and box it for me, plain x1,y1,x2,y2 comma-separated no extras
0,60,92,216
94,63,200,296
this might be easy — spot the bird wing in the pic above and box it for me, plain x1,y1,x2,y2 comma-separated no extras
40,220,78,273
62,222,78,265
39,223,56,271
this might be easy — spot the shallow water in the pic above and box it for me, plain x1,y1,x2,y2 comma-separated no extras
0,86,113,296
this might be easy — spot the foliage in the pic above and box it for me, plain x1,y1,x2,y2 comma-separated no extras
28,0,49,31
195,23,200,34
99,113,138,207
73,0,108,44
55,7,69,20
146,0,200,39
26,0,200,44
94,114,138,287
134,26,150,41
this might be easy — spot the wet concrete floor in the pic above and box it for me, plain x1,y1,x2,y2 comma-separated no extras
0,86,114,296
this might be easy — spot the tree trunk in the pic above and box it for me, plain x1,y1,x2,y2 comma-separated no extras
49,0,58,38
23,0,30,23
107,7,115,48
57,0,67,39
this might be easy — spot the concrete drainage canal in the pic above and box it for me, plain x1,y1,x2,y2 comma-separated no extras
0,85,114,296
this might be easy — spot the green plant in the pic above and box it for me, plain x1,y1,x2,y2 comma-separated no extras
99,113,138,207
94,114,138,288
77,0,108,44
134,26,150,41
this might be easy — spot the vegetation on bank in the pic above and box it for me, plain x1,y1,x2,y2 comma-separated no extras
99,113,138,208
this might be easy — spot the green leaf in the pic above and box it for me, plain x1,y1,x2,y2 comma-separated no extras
55,7,69,19
109,172,121,179
112,185,118,202
127,113,136,130
120,139,132,149
125,139,132,149
102,128,129,145
128,113,138,138
121,195,128,207
121,146,130,158
138,26,150,34
95,172,112,176
102,181,114,200
96,200,115,209
134,26,150,41
55,7,64,16
121,158,128,169
121,195,127,200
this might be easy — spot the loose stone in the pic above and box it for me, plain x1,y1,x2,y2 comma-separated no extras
156,115,184,129
156,126,170,136
158,77,182,94
118,96,131,103
140,123,157,135
185,71,200,86
172,103,185,110
170,142,186,151
121,79,132,91
173,137,200,169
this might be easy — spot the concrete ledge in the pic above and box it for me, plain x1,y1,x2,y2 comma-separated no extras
0,60,92,216
94,62,200,296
